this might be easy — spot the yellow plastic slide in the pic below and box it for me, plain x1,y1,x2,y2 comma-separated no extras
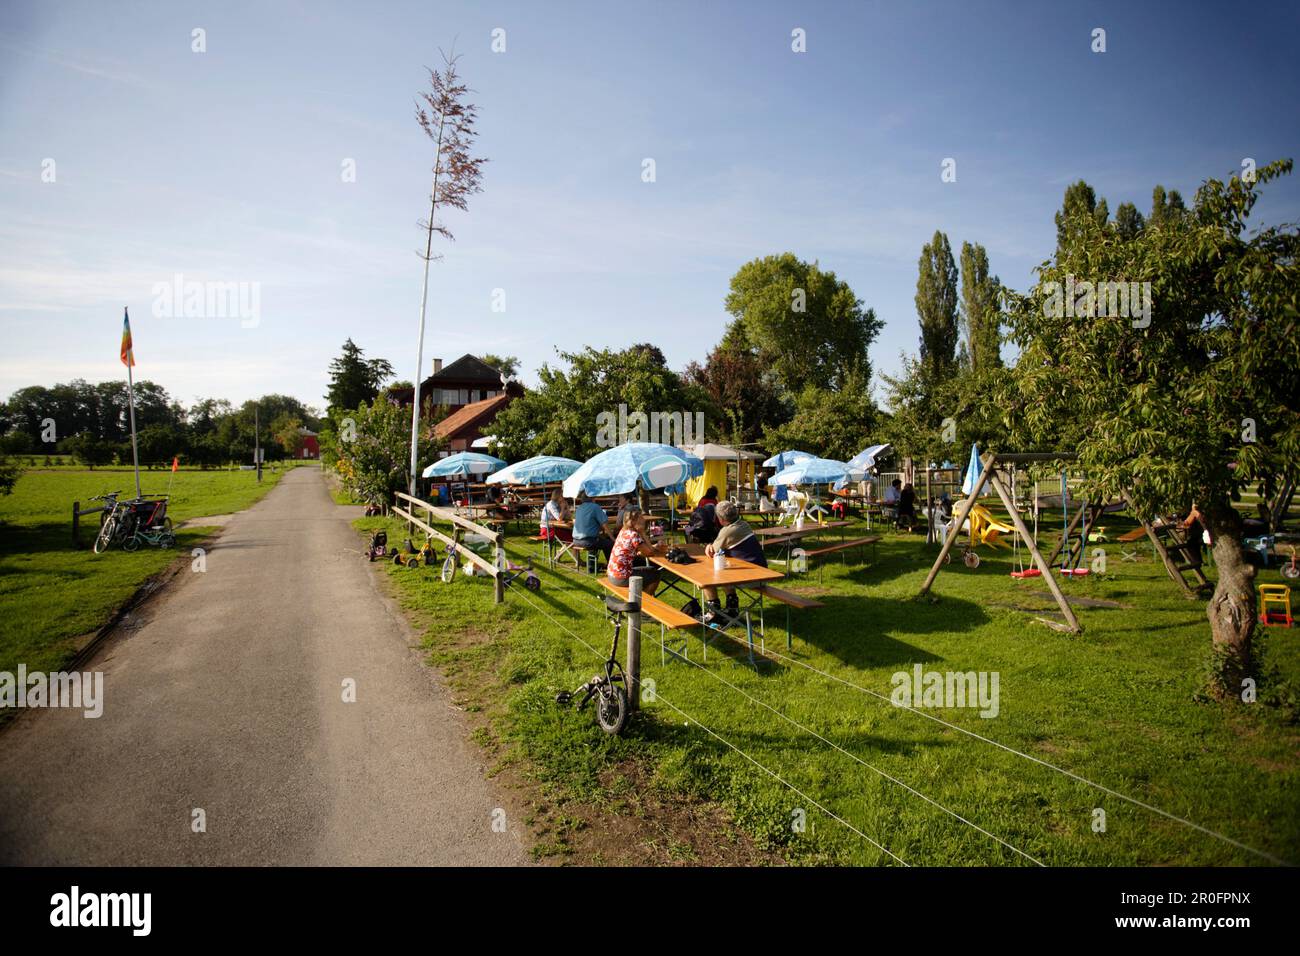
968,504,1015,548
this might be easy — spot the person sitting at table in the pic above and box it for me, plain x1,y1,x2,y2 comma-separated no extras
697,485,719,508
897,483,917,531
606,507,664,595
540,488,572,542
485,483,514,518
884,479,902,505
572,491,613,562
615,493,636,527
684,494,720,545
701,500,766,624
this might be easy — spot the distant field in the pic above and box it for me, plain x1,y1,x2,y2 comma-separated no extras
0,466,294,681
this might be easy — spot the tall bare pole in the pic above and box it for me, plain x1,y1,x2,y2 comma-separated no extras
406,52,486,498
408,112,446,498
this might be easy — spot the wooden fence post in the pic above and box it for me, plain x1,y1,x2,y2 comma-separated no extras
493,532,505,605
626,575,642,713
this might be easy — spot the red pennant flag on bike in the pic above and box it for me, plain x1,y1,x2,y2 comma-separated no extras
120,306,135,367
171,456,179,473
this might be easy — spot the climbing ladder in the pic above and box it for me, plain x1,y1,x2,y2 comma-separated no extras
1116,491,1210,599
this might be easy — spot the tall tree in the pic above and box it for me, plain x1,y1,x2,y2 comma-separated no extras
1055,180,1110,252
326,339,393,416
959,241,1002,373
1114,201,1145,240
915,231,960,380
1007,159,1300,698
684,341,789,446
1149,184,1187,226
765,362,876,461
408,51,488,496
723,253,882,394
490,345,706,462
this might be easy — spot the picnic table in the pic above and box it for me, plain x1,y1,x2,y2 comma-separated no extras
755,519,852,558
644,543,785,665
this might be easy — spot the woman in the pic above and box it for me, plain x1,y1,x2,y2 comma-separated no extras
606,507,664,595
539,488,572,542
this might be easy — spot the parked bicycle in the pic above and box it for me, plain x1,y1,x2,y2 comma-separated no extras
92,492,173,553
122,519,176,551
90,491,124,554
555,595,633,735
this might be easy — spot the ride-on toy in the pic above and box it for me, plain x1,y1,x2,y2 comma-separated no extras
367,530,388,561
393,536,437,569
501,556,541,591
555,595,632,734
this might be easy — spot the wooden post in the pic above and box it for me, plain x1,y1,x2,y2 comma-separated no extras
1045,500,1089,568
987,468,1082,633
920,452,995,595
1122,490,1197,600
626,575,643,713
493,534,505,605
924,467,933,544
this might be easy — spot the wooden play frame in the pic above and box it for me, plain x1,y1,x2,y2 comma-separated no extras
919,451,1084,634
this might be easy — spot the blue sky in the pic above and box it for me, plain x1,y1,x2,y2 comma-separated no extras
2,0,1297,411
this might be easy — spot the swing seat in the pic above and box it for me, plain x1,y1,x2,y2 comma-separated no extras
1010,568,1042,579
1058,567,1091,577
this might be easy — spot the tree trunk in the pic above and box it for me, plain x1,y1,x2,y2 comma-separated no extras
1201,502,1256,698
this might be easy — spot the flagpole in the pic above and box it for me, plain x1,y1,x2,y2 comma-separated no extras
126,354,141,500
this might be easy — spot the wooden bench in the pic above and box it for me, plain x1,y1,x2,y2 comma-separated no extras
801,535,880,578
758,584,825,649
599,578,699,664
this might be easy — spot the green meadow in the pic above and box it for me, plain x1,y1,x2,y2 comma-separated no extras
359,508,1300,866
0,466,292,679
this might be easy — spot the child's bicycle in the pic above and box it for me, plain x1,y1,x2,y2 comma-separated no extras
555,595,632,734
440,539,461,582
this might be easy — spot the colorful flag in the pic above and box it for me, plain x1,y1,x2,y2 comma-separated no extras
171,456,179,473
120,307,135,367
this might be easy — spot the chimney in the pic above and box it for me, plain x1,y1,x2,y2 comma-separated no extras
431,358,443,376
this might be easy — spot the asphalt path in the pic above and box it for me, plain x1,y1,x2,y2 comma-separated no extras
0,467,528,865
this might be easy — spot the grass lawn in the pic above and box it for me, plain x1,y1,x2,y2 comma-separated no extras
357,507,1300,866
0,465,294,679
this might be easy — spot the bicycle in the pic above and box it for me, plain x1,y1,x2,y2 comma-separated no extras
441,539,460,583
90,491,124,554
555,595,631,735
122,520,176,551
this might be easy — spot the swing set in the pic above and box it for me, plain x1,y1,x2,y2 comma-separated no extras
920,451,1088,633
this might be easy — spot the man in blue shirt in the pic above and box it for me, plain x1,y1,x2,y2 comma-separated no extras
572,492,613,561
